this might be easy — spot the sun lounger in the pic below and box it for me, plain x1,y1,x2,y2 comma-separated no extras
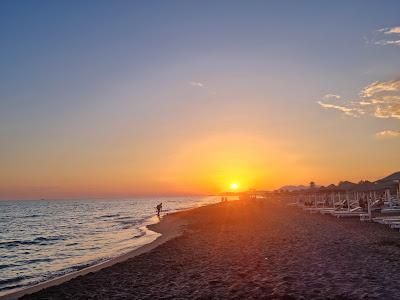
318,208,339,215
381,207,400,213
333,212,366,218
389,222,400,229
372,216,400,224
330,206,363,217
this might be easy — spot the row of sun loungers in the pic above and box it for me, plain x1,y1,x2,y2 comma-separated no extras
293,201,400,232
284,176,400,231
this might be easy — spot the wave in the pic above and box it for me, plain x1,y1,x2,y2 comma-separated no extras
117,219,147,230
0,275,32,287
65,242,79,247
117,219,138,225
23,214,42,218
0,236,67,249
0,283,26,292
115,216,133,220
16,258,53,265
96,213,121,219
131,231,146,239
0,263,18,270
34,236,66,242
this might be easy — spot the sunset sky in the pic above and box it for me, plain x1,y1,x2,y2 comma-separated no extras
1,1,399,199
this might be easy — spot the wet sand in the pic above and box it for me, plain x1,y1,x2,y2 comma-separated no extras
13,200,400,299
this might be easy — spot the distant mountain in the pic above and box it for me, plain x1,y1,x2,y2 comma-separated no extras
277,185,309,192
376,171,400,183
337,181,357,190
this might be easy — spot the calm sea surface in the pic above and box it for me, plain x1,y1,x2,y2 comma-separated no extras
0,196,221,295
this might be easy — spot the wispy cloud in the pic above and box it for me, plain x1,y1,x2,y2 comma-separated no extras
379,26,400,34
318,79,400,120
375,130,400,139
360,80,400,97
189,81,204,88
371,26,400,47
188,81,217,96
322,94,341,100
358,79,400,119
374,40,400,46
317,101,360,117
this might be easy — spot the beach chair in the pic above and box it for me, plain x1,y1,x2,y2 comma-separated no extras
372,216,400,225
389,222,400,230
318,208,339,215
381,207,400,213
330,206,364,218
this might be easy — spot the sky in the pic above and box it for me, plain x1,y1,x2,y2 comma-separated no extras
0,1,399,199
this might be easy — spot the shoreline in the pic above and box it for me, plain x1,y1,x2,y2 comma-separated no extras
0,209,191,300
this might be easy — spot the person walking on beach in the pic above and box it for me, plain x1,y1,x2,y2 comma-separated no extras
156,202,162,217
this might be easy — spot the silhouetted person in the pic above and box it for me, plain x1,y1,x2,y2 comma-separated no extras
156,203,162,217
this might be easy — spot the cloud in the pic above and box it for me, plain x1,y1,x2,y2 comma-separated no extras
374,40,400,46
372,26,400,46
317,101,360,117
375,130,400,139
189,81,204,88
188,81,218,95
323,94,341,100
359,80,400,119
360,80,400,97
379,26,400,35
318,79,400,120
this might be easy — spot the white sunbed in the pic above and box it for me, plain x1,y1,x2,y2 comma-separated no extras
303,207,336,214
381,207,400,214
370,216,400,231
316,200,350,215
309,207,334,214
372,216,400,225
389,222,400,229
330,207,364,218
318,208,339,214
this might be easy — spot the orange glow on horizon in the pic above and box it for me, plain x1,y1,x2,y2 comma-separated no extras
1,129,395,200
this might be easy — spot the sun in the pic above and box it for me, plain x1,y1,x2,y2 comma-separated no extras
231,183,238,190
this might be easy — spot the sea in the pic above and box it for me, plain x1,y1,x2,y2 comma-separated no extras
0,196,223,295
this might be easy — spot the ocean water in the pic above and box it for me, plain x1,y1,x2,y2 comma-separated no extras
0,196,221,295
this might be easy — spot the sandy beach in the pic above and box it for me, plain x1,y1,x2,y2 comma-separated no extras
9,199,400,299
2,2,400,299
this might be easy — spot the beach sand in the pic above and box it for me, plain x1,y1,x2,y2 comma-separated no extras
11,200,400,299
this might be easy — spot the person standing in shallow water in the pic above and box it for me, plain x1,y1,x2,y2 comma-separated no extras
156,203,162,217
